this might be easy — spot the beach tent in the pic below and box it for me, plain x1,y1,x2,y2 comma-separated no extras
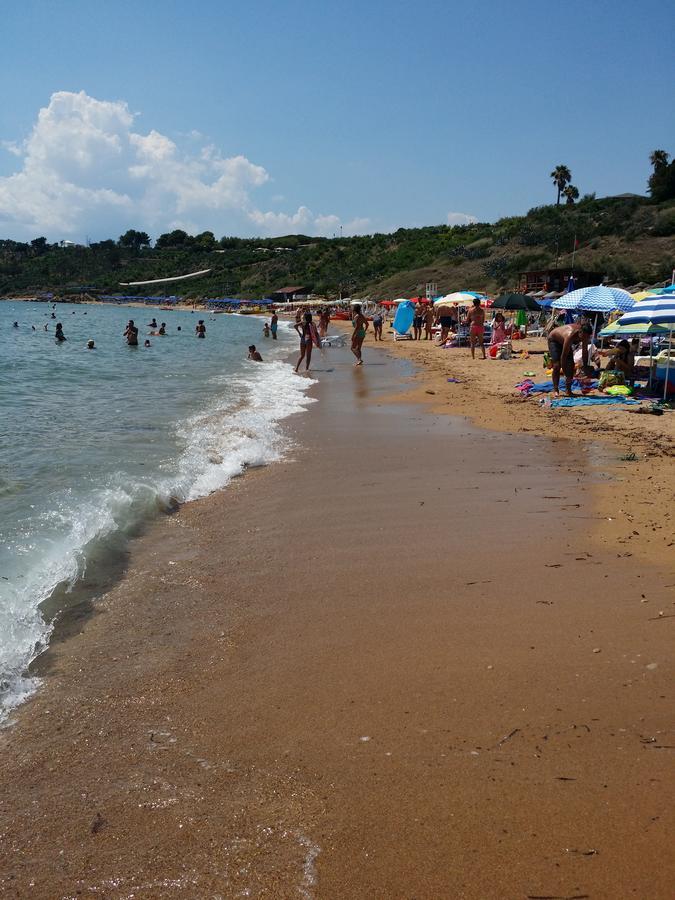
615,294,675,397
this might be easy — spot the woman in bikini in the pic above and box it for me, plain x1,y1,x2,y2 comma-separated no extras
294,312,319,373
351,304,369,365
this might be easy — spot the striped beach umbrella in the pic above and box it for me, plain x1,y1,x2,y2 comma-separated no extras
615,294,675,327
554,285,634,312
616,294,675,398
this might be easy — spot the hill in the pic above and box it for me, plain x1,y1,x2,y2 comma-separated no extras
1,195,674,300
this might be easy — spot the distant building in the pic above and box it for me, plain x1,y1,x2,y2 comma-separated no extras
519,268,603,294
270,285,311,302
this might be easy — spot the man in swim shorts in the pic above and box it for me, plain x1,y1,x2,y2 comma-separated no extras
548,321,592,397
124,320,138,346
466,298,486,359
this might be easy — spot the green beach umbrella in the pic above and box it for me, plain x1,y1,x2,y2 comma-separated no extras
598,320,670,337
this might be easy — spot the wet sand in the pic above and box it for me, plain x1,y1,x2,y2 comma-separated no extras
1,341,673,899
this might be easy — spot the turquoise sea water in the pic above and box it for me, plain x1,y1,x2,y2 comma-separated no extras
0,300,313,717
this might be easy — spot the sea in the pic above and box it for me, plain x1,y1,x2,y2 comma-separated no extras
0,300,313,720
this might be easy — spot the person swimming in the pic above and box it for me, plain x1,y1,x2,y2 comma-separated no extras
144,339,151,347
159,322,166,335
148,318,158,328
248,344,263,361
12,321,18,328
86,339,96,349
196,320,206,338
55,322,66,342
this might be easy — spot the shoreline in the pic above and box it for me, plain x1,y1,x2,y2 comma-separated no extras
1,334,673,897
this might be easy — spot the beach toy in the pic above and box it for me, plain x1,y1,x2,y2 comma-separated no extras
605,384,632,396
523,371,536,377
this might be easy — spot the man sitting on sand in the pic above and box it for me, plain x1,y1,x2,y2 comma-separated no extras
248,345,263,361
548,321,593,397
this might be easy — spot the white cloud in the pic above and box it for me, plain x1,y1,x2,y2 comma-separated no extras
0,90,367,240
447,211,478,226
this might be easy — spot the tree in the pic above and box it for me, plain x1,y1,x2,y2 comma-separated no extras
650,149,669,170
118,229,150,252
563,185,579,205
551,165,572,205
648,149,675,202
30,237,49,255
155,229,190,249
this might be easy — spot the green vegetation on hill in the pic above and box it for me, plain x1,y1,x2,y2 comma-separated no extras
2,195,674,301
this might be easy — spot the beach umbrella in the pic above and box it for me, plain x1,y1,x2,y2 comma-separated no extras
615,294,675,398
554,285,634,313
631,290,656,302
598,320,670,337
491,293,541,311
434,291,485,307
657,283,675,294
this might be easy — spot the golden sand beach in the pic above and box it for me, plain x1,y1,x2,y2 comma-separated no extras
0,333,673,899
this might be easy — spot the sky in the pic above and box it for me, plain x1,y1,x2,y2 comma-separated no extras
1,0,674,242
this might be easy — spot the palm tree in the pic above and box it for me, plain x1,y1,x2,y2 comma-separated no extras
551,165,572,205
650,149,669,171
563,184,579,205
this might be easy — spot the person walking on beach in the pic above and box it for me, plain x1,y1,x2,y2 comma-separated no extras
467,299,486,359
424,304,435,340
372,309,384,341
270,311,278,340
548,321,592,397
412,305,424,341
54,322,66,342
351,303,369,365
124,320,138,346
195,320,206,338
436,304,454,344
294,312,319,373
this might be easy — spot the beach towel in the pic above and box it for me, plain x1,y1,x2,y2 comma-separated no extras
550,397,638,408
516,379,599,396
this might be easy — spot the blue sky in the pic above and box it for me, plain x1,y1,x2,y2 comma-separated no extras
1,0,673,241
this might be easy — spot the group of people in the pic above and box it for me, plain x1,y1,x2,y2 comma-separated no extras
289,304,369,373
547,319,638,397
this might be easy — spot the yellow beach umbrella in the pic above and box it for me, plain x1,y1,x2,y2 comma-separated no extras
631,291,655,302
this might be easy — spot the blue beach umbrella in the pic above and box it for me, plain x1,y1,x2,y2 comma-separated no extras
616,294,675,398
554,285,634,313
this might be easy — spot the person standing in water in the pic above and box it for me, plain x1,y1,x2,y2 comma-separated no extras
466,298,486,360
195,320,206,338
270,311,278,340
294,312,319,373
55,322,66,342
124,320,138,346
351,303,369,365
147,318,158,329
248,345,263,361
